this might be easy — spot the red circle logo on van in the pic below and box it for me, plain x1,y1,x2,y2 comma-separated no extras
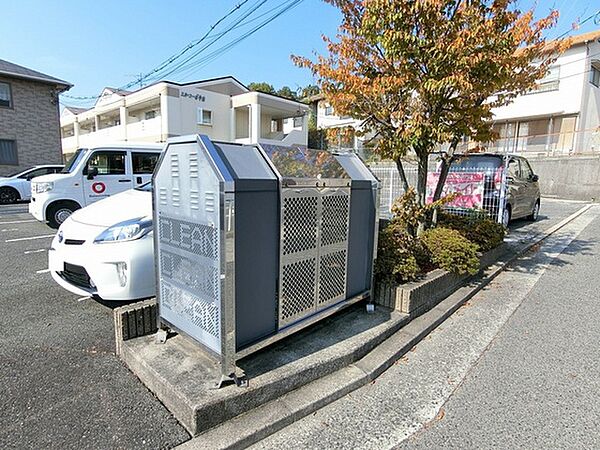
92,182,106,194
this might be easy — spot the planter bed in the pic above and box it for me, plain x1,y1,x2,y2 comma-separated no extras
374,242,507,316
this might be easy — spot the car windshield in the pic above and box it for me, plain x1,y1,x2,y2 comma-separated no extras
61,148,87,173
135,181,152,192
450,155,503,171
7,168,31,177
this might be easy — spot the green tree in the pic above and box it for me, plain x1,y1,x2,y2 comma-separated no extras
276,85,298,100
294,0,566,234
247,81,276,94
299,84,320,100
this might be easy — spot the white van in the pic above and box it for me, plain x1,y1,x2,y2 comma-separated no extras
29,143,163,227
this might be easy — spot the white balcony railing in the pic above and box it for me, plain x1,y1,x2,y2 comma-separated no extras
127,117,162,140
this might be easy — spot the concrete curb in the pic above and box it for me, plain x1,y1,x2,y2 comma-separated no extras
177,204,593,450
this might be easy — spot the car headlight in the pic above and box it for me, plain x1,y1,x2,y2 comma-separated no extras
34,181,54,193
94,217,153,244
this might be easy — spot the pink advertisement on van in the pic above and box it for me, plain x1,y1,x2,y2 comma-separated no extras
426,172,485,209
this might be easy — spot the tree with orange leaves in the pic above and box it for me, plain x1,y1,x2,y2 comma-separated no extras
294,0,567,233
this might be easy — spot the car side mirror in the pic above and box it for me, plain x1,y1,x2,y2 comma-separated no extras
86,167,98,180
531,174,539,182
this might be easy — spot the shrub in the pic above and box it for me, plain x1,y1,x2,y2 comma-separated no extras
420,227,480,275
391,187,454,237
375,223,430,284
438,212,505,252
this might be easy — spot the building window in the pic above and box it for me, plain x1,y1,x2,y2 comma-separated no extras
528,65,560,94
144,110,156,120
293,116,303,127
0,82,12,108
324,105,334,116
0,140,18,165
197,108,212,125
591,60,600,87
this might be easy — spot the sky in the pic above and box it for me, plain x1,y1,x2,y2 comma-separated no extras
0,0,598,109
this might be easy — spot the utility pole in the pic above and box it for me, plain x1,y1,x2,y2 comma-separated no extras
125,73,145,89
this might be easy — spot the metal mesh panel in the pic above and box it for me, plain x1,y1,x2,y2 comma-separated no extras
157,214,221,348
160,250,219,301
320,193,350,247
158,216,218,260
318,249,347,306
282,196,318,255
279,187,350,328
160,281,219,338
280,258,317,324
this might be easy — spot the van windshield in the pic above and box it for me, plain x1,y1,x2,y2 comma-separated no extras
450,155,503,171
61,148,87,173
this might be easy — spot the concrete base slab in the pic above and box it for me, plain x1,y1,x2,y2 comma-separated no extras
120,303,410,436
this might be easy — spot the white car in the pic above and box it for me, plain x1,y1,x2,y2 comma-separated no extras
49,183,154,301
0,165,63,203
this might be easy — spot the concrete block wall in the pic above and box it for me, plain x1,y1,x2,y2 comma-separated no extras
528,156,600,201
0,76,64,176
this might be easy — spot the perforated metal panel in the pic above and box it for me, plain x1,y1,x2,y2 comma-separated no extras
154,141,223,354
278,187,350,327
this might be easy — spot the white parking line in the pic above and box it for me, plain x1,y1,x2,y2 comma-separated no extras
24,249,47,254
0,219,36,224
5,234,55,243
77,296,91,302
1,228,19,232
36,268,50,274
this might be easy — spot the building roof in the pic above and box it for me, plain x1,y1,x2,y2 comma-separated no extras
568,29,600,47
63,106,89,114
305,93,325,103
103,87,132,96
0,58,72,89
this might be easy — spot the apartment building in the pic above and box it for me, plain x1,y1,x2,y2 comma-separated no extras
487,29,600,155
307,30,600,157
60,77,309,157
0,59,71,175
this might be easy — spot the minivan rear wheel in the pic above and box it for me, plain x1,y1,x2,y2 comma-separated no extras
527,200,540,221
47,201,80,229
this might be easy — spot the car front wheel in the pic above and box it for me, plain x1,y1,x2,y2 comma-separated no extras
0,187,20,204
47,201,80,228
527,200,540,221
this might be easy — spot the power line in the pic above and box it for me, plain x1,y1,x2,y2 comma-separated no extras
61,0,257,102
171,0,303,81
148,0,270,82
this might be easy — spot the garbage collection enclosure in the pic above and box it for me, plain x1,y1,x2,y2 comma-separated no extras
153,135,379,381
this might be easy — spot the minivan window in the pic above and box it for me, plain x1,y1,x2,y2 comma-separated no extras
85,151,126,175
450,155,503,171
520,159,533,179
507,159,521,179
62,148,87,173
132,152,159,174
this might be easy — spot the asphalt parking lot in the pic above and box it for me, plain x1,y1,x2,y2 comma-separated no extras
0,198,589,449
0,203,189,450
